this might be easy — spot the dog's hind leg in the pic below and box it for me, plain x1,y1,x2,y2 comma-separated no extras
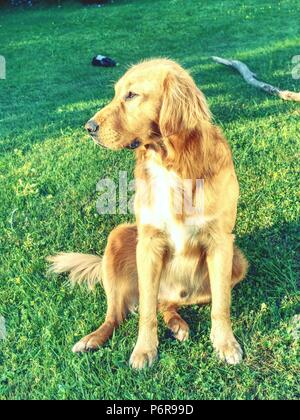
70,224,139,353
160,304,190,342
193,245,248,306
231,245,249,287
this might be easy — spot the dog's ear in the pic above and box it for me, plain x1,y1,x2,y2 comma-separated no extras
159,71,212,138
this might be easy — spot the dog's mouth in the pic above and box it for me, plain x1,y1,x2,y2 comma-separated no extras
90,135,141,151
90,136,110,149
125,139,141,150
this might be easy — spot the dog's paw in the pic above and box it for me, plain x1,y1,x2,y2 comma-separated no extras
168,317,190,342
129,346,158,370
72,333,104,354
211,331,243,365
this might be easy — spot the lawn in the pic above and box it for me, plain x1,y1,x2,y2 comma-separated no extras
0,0,299,400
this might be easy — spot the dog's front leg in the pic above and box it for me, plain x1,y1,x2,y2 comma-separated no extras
130,226,165,369
207,234,243,365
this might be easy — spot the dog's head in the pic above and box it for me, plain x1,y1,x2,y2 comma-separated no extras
85,59,211,151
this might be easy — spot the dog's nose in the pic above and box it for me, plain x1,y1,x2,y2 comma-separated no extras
85,120,99,134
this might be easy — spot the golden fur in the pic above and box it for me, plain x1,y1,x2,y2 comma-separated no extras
48,59,248,368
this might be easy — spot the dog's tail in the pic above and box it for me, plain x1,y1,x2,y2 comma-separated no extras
47,253,103,290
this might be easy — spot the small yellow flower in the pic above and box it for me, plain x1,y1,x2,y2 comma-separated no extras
261,303,267,312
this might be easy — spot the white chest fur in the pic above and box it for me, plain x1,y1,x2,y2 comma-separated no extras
138,158,205,254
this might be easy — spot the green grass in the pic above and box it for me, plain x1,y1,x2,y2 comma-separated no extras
0,0,299,400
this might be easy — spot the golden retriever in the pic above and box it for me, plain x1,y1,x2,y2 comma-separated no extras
48,59,248,369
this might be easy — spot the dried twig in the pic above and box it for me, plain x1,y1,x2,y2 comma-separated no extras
212,56,300,102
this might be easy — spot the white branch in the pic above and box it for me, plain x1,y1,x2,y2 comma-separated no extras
212,56,300,102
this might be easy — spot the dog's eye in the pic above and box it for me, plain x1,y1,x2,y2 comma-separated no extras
125,91,138,101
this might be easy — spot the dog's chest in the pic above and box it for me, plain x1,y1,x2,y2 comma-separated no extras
138,160,202,254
